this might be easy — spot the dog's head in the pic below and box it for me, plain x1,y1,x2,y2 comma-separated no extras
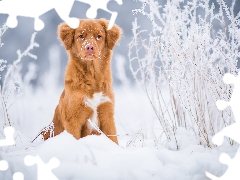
58,19,121,61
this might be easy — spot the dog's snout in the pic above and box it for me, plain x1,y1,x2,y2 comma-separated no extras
86,44,94,53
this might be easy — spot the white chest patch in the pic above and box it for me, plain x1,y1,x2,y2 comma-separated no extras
84,92,111,131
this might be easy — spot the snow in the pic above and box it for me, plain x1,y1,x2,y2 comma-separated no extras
0,85,238,180
1,0,239,178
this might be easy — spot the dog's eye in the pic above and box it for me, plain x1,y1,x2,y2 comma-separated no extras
79,35,84,39
96,35,101,40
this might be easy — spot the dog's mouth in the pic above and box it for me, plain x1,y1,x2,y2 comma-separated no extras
84,53,96,60
86,54,94,57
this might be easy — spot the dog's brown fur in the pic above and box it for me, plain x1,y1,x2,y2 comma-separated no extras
41,19,121,144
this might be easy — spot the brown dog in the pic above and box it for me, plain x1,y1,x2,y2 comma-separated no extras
41,19,121,144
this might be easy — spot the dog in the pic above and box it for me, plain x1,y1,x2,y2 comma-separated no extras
40,19,121,144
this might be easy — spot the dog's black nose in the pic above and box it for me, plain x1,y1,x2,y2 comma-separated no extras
86,44,94,53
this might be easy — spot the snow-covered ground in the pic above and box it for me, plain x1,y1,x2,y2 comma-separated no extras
0,84,238,180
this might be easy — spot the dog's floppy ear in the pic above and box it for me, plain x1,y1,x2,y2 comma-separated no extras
58,23,75,50
98,19,122,50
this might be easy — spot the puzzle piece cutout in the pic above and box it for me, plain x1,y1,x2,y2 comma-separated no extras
0,0,122,31
213,73,240,145
0,159,24,180
206,148,240,180
216,73,240,123
206,72,240,179
24,155,60,180
0,126,59,180
0,127,24,179
76,0,122,30
0,0,79,31
0,126,15,146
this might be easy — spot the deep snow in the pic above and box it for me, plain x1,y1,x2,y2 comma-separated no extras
0,86,239,180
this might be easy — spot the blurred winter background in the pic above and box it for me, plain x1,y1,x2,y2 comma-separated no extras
0,0,157,143
0,0,239,144
0,0,240,179
0,0,145,86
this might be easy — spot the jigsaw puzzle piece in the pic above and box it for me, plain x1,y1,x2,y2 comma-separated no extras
0,160,24,180
0,0,79,30
218,73,240,123
0,0,17,28
0,0,49,30
206,148,240,180
0,126,15,146
54,0,79,29
24,155,60,180
76,0,122,29
212,123,240,146
107,0,122,29
208,72,240,179
227,74,240,123
0,0,122,30
214,72,240,145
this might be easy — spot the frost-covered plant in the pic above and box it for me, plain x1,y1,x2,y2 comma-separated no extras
0,23,39,131
129,0,240,148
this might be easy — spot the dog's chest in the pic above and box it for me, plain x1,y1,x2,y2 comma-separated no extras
84,92,111,131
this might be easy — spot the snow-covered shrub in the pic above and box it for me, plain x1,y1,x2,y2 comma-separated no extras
129,0,240,148
0,23,39,135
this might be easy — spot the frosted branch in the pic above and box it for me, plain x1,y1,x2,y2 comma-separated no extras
129,0,239,148
2,32,39,93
